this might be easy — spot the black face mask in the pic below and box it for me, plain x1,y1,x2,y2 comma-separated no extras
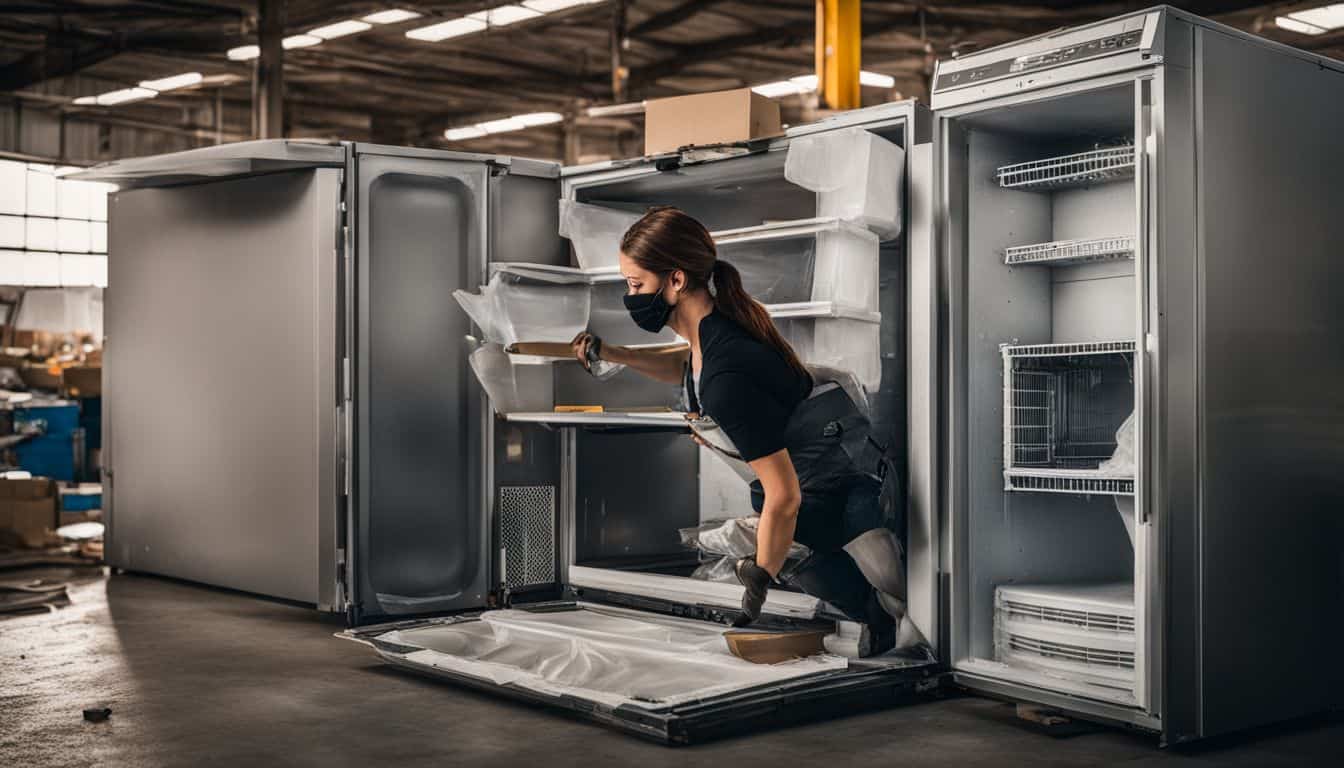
623,283,674,333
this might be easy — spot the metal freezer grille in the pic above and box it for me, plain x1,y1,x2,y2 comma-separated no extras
1006,635,1136,670
1003,340,1137,358
1002,600,1135,634
1004,236,1135,267
996,146,1136,191
1005,471,1134,495
499,485,556,589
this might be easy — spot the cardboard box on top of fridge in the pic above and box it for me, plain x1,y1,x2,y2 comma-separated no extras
0,476,59,548
644,89,782,156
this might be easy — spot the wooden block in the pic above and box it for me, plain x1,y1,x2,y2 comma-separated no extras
725,629,829,664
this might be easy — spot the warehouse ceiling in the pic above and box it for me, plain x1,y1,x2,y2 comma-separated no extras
2,1,1343,162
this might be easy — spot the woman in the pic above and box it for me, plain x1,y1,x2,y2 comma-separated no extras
571,206,906,657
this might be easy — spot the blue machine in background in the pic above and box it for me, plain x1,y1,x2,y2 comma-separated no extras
13,401,82,482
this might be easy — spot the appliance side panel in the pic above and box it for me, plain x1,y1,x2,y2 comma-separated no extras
104,169,332,603
1154,23,1199,742
906,137,939,656
1192,27,1344,738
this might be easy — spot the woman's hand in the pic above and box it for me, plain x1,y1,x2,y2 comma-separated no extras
684,412,707,447
570,331,601,371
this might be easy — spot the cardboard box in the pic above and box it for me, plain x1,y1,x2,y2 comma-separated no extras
0,476,58,548
63,365,102,398
644,88,782,156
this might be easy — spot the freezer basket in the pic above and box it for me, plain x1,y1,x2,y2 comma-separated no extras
996,146,1135,192
1004,236,1135,267
499,485,556,590
1003,341,1135,495
994,582,1136,695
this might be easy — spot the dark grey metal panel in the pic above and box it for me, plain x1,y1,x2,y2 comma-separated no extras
352,154,490,622
104,168,340,604
1154,18,1199,745
574,431,699,565
1185,26,1344,739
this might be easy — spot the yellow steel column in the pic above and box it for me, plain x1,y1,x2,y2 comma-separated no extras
816,0,861,110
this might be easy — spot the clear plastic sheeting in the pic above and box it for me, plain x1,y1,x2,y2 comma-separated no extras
680,517,811,560
784,128,904,240
375,605,847,710
714,218,880,312
468,343,555,412
558,199,644,270
453,271,590,347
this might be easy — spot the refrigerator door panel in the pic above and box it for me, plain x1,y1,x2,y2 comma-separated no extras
1160,26,1344,743
71,140,346,188
341,604,939,744
103,168,341,604
349,151,491,624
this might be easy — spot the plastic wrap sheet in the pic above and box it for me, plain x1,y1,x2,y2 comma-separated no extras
680,517,811,560
453,271,590,347
468,343,554,412
784,128,904,240
377,605,847,709
558,199,644,270
1100,412,1137,546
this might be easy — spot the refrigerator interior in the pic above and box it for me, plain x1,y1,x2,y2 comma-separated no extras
949,84,1146,706
463,123,912,621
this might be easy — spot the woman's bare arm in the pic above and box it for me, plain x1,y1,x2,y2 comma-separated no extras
747,448,802,577
571,331,688,384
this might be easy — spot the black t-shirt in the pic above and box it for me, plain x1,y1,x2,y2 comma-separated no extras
691,310,812,463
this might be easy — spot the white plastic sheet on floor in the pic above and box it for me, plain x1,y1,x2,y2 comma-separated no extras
376,604,847,709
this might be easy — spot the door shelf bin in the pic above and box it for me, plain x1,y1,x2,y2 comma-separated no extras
772,302,882,391
784,126,905,239
994,582,1136,696
1004,235,1134,267
715,218,880,312
1002,341,1136,495
996,145,1135,191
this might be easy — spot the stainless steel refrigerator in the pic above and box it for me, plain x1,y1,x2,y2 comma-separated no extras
930,5,1344,745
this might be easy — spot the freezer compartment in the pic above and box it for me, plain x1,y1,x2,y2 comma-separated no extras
992,582,1136,701
948,82,1144,709
1002,341,1136,495
715,218,880,311
343,602,937,743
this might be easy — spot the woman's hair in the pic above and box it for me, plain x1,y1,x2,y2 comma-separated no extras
620,206,810,379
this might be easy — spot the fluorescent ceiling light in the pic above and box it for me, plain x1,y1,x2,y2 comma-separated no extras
139,72,203,92
478,116,528,133
1276,16,1326,34
445,126,489,140
309,20,372,39
227,45,260,60
283,34,322,49
72,96,98,105
523,0,603,11
515,111,564,126
96,87,157,106
363,9,422,24
753,80,806,98
860,71,895,88
1290,3,1344,30
585,100,645,117
470,5,544,26
406,17,487,41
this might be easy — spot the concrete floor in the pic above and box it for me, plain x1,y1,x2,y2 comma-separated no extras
2,566,1341,768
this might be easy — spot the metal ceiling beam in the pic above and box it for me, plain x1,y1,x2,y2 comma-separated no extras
629,0,733,38
0,39,122,91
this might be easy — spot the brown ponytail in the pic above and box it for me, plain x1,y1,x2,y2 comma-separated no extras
620,206,811,380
